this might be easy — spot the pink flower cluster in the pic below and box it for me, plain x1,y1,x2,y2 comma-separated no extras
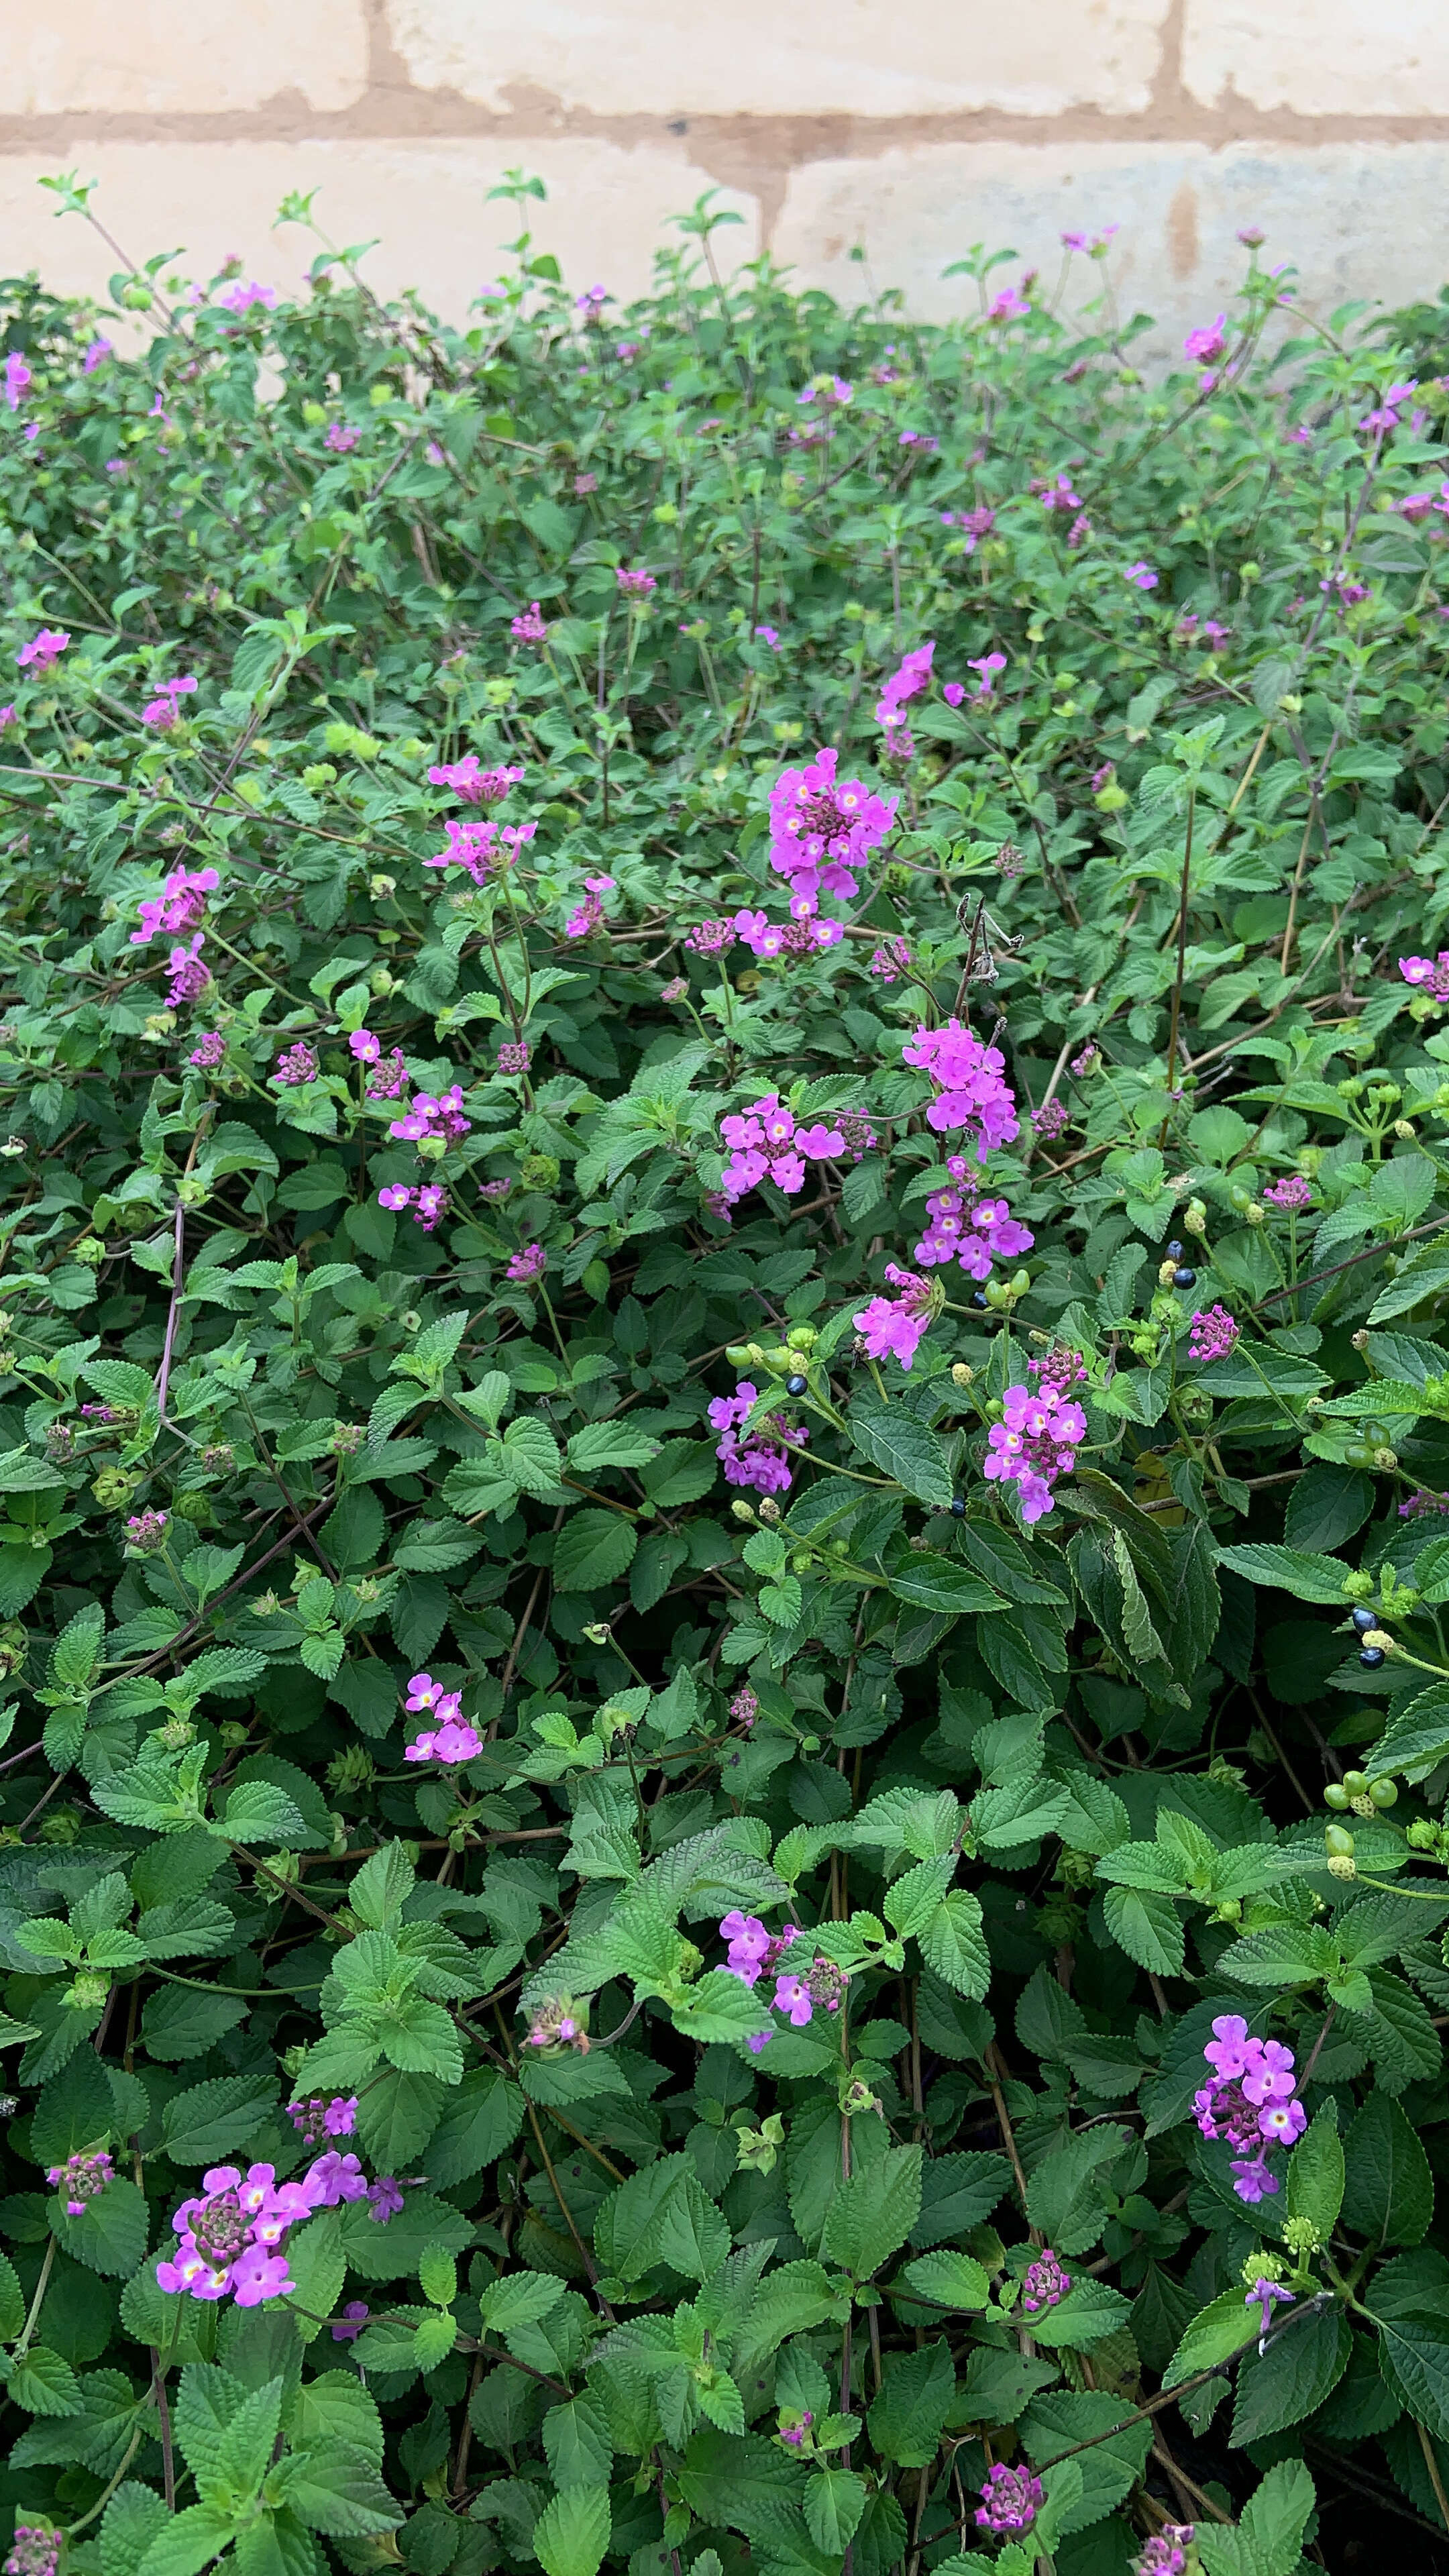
506,1242,547,1285
428,754,524,804
272,1041,319,1088
733,909,843,961
984,1380,1086,1523
16,628,69,672
1400,951,1449,998
718,1092,863,1206
377,1181,447,1231
390,1085,470,1145
902,1020,1020,1159
565,875,616,938
1264,1175,1312,1210
869,936,912,983
5,2528,59,2576
853,1264,935,1370
1185,314,1227,366
425,814,536,884
1022,2247,1071,2314
1188,1304,1239,1363
941,505,996,550
403,1671,482,1764
288,2092,358,2145
511,601,548,641
685,917,737,957
721,1910,800,1986
166,936,211,1004
718,1915,847,2049
708,1383,810,1495
325,423,360,453
976,2465,1042,2534
1134,2528,1195,2575
142,674,198,729
914,1163,1034,1279
48,2147,113,2216
130,864,219,946
767,747,896,916
156,2151,363,2304
1193,2015,1305,2202
876,639,934,735
189,1031,226,1070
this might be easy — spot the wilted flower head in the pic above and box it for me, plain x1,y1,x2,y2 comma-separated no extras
975,2463,1042,2532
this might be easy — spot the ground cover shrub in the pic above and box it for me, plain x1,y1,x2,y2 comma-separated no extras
7,173,1449,2572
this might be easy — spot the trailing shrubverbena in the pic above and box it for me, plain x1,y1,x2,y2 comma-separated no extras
9,172,1449,2574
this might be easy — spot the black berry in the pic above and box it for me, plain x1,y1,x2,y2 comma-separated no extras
1172,1266,1197,1289
1350,1605,1377,1635
1358,1646,1386,1669
1166,1240,1183,1260
950,1497,966,1517
785,1373,808,1397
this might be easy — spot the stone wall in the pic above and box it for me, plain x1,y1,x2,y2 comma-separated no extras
2,1,1446,354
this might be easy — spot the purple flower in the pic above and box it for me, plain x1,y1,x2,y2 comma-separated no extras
1264,1174,1311,1210
16,627,69,672
1022,2247,1071,2314
511,600,548,642
1195,2017,1305,2201
942,680,965,706
708,1381,809,1495
1035,471,1083,513
753,624,780,647
131,864,219,947
83,337,113,373
902,1019,1020,1159
496,1039,531,1075
163,934,212,1009
869,936,912,983
389,1085,471,1146
975,2463,1042,2532
271,1041,319,1089
3,354,32,412
616,566,657,598
288,2093,358,2146
685,917,738,958
429,755,523,806
1184,315,1227,366
142,674,198,729
768,746,896,915
1032,1097,1069,1140
876,639,935,730
967,650,1007,698
325,423,360,452
1245,2275,1292,2350
983,1381,1085,1525
853,1264,935,1371
987,286,1030,322
717,1091,862,1207
367,2176,404,2224
506,1242,547,1286
48,2147,113,2216
1124,561,1159,590
1188,1303,1238,1363
0,706,15,729
5,2529,60,2576
219,281,278,315
126,1509,170,1553
377,1183,414,1214
730,1686,759,1729
331,2300,370,2342
349,1029,381,1064
405,1717,482,1764
425,812,536,885
1133,2530,1195,2576
1399,951,1449,999
189,1030,225,1070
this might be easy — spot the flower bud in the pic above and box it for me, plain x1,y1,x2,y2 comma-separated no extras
758,1498,782,1525
1183,1199,1208,1236
951,1362,974,1387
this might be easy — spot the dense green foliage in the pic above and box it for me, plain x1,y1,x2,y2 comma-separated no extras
9,177,1449,2576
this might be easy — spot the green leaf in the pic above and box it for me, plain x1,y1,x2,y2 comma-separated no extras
1163,2288,1259,2385
917,1890,990,1998
900,2249,991,2310
161,2075,279,2165
803,2467,867,2554
847,1393,954,1509
133,2504,238,2576
867,2341,955,2465
1231,2303,1351,2445
1215,1543,1352,1606
217,1782,308,1845
532,2484,610,2576
551,1509,639,1593
821,2144,922,2279
286,2447,402,2536
7,2345,85,2415
56,2174,149,2276
101,2483,172,2576
1374,2310,1449,2441
1102,1882,1185,1976
886,1557,1004,1615
1344,2090,1434,2247
1287,2106,1345,2241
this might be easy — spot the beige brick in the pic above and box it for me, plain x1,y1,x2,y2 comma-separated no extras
0,0,369,115
384,0,1172,119
772,140,1449,364
0,141,759,319
1183,0,1449,117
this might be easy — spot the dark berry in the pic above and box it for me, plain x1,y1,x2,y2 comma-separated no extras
1358,1646,1386,1669
1166,1240,1183,1260
1172,1266,1197,1289
950,1497,966,1518
1350,1605,1377,1635
972,1289,987,1307
785,1373,808,1397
